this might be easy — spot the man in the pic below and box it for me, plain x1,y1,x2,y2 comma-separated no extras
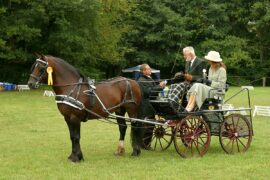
137,64,166,149
168,46,207,111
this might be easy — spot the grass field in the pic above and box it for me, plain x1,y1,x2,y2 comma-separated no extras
0,87,270,179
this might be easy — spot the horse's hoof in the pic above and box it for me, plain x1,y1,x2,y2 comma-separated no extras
68,153,84,163
114,147,125,156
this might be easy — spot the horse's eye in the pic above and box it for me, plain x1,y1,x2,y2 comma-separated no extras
40,68,45,74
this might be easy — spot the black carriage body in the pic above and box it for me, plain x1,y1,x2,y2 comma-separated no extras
147,87,254,156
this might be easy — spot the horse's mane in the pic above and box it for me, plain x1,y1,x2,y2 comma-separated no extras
48,55,87,81
47,56,130,84
97,76,129,84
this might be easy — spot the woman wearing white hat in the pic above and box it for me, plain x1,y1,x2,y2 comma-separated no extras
185,50,227,112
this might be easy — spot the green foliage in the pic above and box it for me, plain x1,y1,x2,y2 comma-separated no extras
120,0,269,81
124,0,186,67
200,36,253,75
0,0,135,82
0,0,269,83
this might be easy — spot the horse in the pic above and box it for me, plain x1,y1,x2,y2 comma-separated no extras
27,54,142,162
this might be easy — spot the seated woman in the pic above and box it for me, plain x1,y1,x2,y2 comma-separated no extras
185,51,227,112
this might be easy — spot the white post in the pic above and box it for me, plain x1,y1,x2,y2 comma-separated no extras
262,77,266,87
253,106,257,117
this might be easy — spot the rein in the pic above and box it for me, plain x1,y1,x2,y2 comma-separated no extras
51,82,89,87
31,57,160,127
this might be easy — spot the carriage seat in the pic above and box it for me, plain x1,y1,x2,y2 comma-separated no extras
150,99,177,115
200,84,229,111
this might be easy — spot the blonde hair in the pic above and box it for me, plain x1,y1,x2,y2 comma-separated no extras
210,61,226,70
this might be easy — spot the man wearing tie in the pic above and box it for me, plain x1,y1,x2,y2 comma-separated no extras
168,46,207,112
184,46,206,81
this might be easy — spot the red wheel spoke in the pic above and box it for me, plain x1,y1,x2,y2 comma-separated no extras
190,140,194,155
165,132,173,136
197,138,206,148
174,116,210,158
198,136,207,144
194,140,201,155
236,137,247,149
230,139,235,153
143,134,153,140
220,114,252,154
235,137,240,152
161,136,170,144
231,116,235,127
221,136,230,142
235,117,240,128
224,137,232,147
158,138,164,149
150,135,155,142
154,137,158,150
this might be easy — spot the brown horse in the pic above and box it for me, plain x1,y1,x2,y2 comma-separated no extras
27,54,142,162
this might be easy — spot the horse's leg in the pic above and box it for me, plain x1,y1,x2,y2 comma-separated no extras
114,107,127,156
65,116,84,162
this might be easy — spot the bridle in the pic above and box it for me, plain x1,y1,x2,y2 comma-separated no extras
30,58,48,88
30,57,86,87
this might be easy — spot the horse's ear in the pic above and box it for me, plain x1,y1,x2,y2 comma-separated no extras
41,54,48,61
34,52,41,58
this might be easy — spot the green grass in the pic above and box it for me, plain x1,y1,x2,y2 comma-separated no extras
0,87,270,179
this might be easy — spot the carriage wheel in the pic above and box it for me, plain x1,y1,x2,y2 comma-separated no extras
219,114,252,154
173,115,211,158
142,121,174,151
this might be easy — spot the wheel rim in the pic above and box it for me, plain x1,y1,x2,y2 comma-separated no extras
142,122,174,151
219,114,252,154
174,116,211,158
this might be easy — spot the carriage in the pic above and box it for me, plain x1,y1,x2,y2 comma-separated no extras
28,55,253,162
142,87,253,158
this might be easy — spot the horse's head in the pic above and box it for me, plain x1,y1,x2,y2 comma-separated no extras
28,54,49,89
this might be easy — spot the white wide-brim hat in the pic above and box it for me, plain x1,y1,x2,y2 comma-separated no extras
204,50,222,62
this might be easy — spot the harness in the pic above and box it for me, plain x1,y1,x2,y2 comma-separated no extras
55,95,84,110
30,58,140,122
55,77,137,119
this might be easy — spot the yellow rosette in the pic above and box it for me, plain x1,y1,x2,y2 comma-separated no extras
47,67,53,85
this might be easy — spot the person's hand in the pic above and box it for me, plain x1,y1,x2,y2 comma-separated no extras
184,74,192,81
174,71,184,78
196,78,204,83
204,79,212,86
159,81,166,88
196,78,212,86
172,72,185,83
174,72,184,79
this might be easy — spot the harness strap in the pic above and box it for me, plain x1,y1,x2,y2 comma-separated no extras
55,95,84,110
106,79,136,111
87,78,96,109
55,78,138,120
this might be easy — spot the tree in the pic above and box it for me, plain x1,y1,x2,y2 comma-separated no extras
93,0,136,78
123,0,259,80
123,0,188,73
249,1,270,77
